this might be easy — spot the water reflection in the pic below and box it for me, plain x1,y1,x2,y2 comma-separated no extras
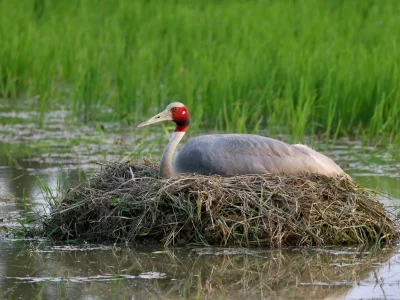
0,104,166,202
0,243,398,300
0,152,86,202
1,105,400,300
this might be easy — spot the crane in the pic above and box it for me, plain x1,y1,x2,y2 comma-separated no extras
137,102,344,178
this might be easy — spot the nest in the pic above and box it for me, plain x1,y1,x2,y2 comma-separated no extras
41,161,399,247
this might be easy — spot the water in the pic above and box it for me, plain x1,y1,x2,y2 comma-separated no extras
1,243,399,300
0,104,399,299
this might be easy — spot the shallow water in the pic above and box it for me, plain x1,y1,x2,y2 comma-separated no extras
1,242,399,300
0,104,399,299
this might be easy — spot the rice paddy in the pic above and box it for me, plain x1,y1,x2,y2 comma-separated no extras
1,103,400,298
0,0,399,142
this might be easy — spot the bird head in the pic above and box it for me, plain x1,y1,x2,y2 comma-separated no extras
137,102,190,132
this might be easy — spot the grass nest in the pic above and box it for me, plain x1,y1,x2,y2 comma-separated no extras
41,161,400,247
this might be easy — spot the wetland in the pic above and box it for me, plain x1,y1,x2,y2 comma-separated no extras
0,104,399,299
1,1,400,298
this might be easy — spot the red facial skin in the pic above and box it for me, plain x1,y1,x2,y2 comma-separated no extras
171,106,190,132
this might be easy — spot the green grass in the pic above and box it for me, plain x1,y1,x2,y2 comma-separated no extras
0,0,399,142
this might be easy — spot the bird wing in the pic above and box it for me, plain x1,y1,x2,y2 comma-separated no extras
174,134,343,176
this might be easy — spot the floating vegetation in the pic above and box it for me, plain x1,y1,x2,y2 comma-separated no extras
40,161,399,247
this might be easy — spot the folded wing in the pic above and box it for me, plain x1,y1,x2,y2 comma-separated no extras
174,134,343,177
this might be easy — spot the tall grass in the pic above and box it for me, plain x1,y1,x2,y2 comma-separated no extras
0,0,399,141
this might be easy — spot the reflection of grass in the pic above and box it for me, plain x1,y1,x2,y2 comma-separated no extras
0,196,19,202
0,194,37,238
19,245,395,300
0,123,148,166
1,1,399,142
0,143,37,167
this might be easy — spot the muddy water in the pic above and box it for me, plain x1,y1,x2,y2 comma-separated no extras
0,104,400,299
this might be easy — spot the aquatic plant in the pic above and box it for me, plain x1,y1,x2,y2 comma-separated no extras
40,161,399,247
0,0,399,141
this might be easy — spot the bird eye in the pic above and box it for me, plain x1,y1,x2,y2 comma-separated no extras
172,108,178,112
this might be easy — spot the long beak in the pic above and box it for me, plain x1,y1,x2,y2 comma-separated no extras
137,109,172,128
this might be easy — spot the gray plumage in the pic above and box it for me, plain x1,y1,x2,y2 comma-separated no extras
137,102,344,178
174,134,344,177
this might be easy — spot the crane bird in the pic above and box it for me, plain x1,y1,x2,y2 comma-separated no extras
137,102,344,178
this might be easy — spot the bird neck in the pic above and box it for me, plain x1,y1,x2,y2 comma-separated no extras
160,131,185,178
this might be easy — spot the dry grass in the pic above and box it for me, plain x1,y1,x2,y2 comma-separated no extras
41,161,399,247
